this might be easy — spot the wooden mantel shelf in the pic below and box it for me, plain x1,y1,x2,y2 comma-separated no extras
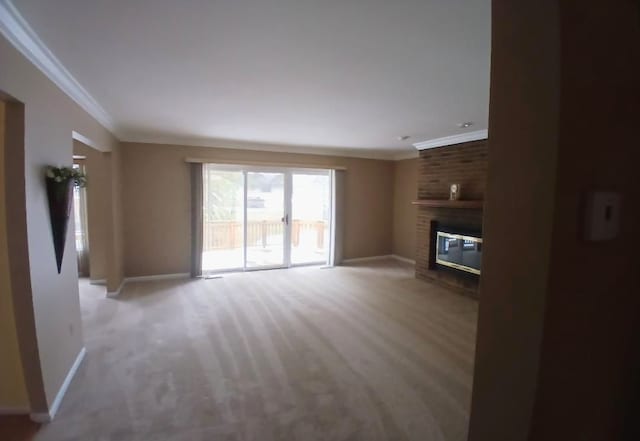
412,199,484,209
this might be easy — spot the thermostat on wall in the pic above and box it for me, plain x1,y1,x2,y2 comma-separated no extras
584,192,621,241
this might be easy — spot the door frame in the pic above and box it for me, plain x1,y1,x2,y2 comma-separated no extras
202,164,332,273
288,168,333,268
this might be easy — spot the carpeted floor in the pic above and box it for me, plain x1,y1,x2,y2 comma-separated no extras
34,260,477,441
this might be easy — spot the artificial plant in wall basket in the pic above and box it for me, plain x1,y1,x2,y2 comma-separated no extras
44,166,86,273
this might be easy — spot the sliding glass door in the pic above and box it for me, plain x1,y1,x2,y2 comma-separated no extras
201,165,331,273
291,172,331,265
202,168,244,272
246,171,287,269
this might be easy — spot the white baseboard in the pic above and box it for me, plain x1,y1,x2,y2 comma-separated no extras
342,255,393,263
125,273,190,283
106,279,125,298
391,254,416,265
341,255,415,265
0,406,30,415
89,278,106,285
30,411,49,422
106,273,190,298
31,347,86,423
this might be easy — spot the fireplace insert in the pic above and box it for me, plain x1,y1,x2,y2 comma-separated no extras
435,227,482,275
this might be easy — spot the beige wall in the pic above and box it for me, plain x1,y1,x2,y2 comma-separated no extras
69,140,124,293
73,141,110,281
0,101,29,411
73,137,126,293
392,158,417,261
529,2,640,439
470,1,639,440
106,142,125,292
468,0,560,439
0,34,119,414
121,142,394,276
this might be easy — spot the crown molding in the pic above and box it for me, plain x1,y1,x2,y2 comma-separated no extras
413,129,488,150
0,0,117,134
72,130,110,152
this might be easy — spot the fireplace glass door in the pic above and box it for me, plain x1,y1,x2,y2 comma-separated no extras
435,231,482,275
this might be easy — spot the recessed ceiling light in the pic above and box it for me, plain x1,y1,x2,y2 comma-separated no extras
458,122,474,128
397,135,411,141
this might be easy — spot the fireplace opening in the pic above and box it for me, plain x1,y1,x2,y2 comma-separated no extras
432,225,482,276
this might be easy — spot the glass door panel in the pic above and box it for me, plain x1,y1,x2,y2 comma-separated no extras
246,171,286,268
202,167,244,272
291,171,331,265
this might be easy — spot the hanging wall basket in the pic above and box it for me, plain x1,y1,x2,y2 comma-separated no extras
44,166,87,274
46,178,73,274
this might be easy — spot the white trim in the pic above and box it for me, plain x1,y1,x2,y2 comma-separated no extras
413,130,488,150
0,1,117,135
283,172,292,268
29,412,50,423
72,131,109,153
243,171,248,269
329,170,336,266
106,273,190,298
342,255,393,263
0,407,30,415
106,279,125,298
89,278,106,285
30,347,86,423
125,273,190,283
391,254,416,265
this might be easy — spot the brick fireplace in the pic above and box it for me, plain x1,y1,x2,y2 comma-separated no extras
415,139,488,298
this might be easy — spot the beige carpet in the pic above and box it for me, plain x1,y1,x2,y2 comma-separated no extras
35,260,477,441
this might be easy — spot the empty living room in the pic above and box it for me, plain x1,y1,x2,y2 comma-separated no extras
0,1,638,440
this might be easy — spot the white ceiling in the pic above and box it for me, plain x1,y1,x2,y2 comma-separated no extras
10,0,490,159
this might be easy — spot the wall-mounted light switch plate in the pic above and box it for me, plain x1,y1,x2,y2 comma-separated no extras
585,192,621,241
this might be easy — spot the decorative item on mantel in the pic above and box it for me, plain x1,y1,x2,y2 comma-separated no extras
45,166,87,273
449,183,461,201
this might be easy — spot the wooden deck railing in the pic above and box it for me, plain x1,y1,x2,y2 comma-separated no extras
203,220,326,251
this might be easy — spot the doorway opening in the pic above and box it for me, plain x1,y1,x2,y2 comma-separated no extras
72,161,90,277
201,165,332,274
